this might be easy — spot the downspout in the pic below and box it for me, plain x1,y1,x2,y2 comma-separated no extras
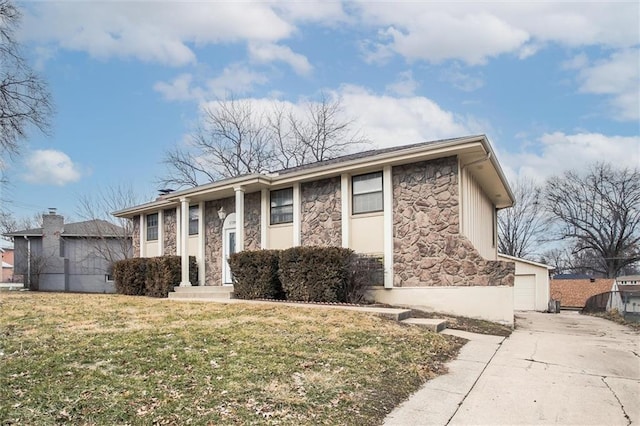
24,235,31,287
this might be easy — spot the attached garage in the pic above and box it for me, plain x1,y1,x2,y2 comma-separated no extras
498,254,552,311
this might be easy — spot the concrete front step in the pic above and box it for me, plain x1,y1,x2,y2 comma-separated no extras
401,318,448,332
169,285,234,300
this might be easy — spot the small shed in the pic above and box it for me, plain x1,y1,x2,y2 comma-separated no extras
498,254,552,311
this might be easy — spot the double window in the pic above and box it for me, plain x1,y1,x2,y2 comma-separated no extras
270,188,294,224
352,171,383,214
146,213,158,241
189,205,199,235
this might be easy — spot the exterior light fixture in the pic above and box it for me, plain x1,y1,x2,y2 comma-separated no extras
217,206,227,221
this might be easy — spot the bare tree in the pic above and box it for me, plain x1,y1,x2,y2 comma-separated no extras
498,177,549,259
545,162,640,278
0,0,53,156
75,184,142,265
159,94,368,188
287,93,368,166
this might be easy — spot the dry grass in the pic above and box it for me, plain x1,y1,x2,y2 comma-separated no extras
0,293,464,425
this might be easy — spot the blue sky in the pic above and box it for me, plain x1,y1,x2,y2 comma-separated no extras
2,1,639,221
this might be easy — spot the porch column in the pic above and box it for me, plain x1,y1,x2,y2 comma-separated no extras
293,182,301,246
198,201,206,286
383,165,393,288
235,186,245,252
341,174,350,248
179,197,191,286
158,209,164,256
260,188,269,249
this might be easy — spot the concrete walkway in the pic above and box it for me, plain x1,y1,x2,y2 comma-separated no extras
385,311,640,425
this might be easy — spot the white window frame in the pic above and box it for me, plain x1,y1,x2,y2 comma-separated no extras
146,213,159,241
352,171,384,214
270,188,294,224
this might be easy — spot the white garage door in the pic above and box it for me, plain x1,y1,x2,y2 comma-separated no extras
514,274,536,311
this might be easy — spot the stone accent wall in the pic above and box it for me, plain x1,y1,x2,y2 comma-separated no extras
204,197,235,286
393,157,514,287
244,192,261,251
132,216,140,257
163,208,177,256
300,177,342,247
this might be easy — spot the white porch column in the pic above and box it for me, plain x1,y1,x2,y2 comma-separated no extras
383,165,394,288
260,188,269,249
341,174,350,248
158,209,164,256
139,214,145,257
179,197,191,286
235,186,245,252
198,201,206,286
293,182,301,246
176,207,181,254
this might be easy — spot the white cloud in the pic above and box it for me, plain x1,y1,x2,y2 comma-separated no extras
248,42,312,75
23,150,82,186
440,64,484,92
500,132,640,183
577,49,640,121
356,2,639,65
386,70,419,96
337,85,478,148
561,53,589,71
21,2,294,66
154,65,268,102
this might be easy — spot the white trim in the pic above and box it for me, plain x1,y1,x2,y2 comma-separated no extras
497,253,554,270
158,209,164,256
179,197,191,287
260,189,269,249
139,214,145,257
341,173,350,248
176,207,181,254
293,182,301,246
234,186,245,252
383,165,394,288
198,201,206,286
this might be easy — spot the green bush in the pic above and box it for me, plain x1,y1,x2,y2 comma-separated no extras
279,246,354,303
113,256,198,297
229,250,283,300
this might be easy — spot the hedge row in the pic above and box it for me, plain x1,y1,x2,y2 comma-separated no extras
113,255,198,298
228,247,383,304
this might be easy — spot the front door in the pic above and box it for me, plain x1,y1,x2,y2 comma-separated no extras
222,213,237,285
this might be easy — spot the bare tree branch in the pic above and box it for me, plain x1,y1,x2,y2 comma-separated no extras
544,162,640,277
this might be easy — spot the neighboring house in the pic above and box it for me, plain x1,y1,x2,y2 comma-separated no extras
1,239,14,282
550,278,614,308
498,254,552,311
3,209,131,293
114,135,517,324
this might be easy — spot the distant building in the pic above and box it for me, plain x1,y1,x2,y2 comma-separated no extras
1,239,14,282
616,275,640,286
3,209,131,293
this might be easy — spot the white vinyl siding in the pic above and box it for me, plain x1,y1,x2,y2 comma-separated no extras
461,167,496,260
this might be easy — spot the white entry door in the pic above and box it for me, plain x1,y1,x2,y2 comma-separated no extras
222,213,236,285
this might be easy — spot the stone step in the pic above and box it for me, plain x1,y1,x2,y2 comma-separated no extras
400,318,448,332
169,285,234,300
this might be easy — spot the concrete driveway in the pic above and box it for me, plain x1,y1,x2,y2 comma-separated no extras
386,311,640,425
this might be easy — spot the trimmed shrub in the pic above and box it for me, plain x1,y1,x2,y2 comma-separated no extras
279,246,354,303
229,250,283,300
113,257,148,296
113,256,198,297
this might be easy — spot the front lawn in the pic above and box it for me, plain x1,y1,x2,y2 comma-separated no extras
0,293,463,425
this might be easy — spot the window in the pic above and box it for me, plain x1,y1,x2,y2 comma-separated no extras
270,188,294,224
146,213,158,241
352,172,383,214
189,205,199,235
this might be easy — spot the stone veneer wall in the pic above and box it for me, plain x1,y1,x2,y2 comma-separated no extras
204,197,235,286
300,177,342,247
132,216,140,257
163,208,177,256
244,192,261,251
393,156,514,287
